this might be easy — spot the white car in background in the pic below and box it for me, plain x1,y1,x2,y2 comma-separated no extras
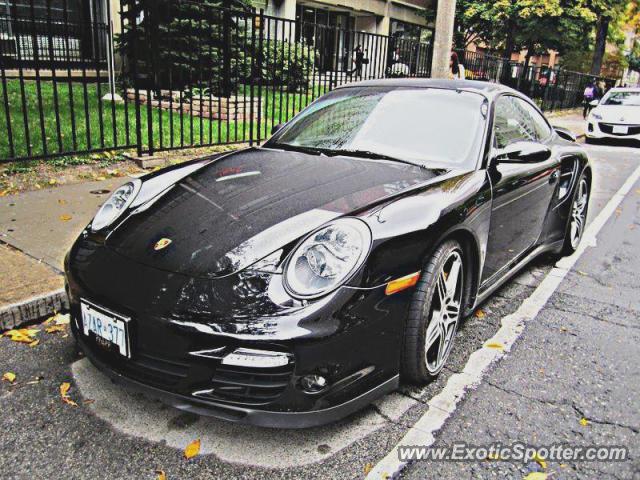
586,87,640,144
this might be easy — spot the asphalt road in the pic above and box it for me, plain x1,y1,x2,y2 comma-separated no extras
1,141,638,480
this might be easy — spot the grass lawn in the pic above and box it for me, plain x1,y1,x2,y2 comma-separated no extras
0,79,328,162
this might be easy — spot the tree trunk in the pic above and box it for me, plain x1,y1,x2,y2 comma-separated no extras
590,15,609,76
503,18,516,60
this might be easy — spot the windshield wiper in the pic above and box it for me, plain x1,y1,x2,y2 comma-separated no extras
324,149,429,170
271,143,327,156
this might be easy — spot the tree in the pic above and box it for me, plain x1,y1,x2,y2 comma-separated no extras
589,0,631,75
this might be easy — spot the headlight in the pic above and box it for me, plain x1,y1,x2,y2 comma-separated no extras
284,218,371,299
91,179,141,232
590,111,602,120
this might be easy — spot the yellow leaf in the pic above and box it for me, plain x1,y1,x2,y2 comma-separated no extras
363,463,373,475
184,439,201,459
4,328,39,344
58,199,66,205
45,324,66,334
474,309,486,319
523,473,548,480
2,372,16,383
28,339,39,347
95,176,106,181
60,382,71,397
49,178,57,185
485,341,504,350
59,214,72,222
156,470,167,480
62,396,78,407
532,452,547,469
580,417,590,426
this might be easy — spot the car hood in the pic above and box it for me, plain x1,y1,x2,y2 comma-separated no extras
592,105,640,123
106,148,443,278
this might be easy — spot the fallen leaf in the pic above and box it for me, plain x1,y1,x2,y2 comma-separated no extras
156,470,167,480
560,326,568,332
4,328,39,344
363,463,373,475
45,324,66,334
49,178,57,185
579,417,590,426
577,270,588,276
532,451,547,469
60,382,71,397
62,396,78,407
28,339,39,347
523,473,548,480
83,399,95,405
474,309,486,319
184,439,201,459
485,341,504,350
58,199,66,205
2,372,16,383
59,214,72,222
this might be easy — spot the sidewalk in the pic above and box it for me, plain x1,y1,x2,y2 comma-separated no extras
547,108,586,139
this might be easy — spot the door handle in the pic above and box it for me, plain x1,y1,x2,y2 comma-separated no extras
549,170,559,184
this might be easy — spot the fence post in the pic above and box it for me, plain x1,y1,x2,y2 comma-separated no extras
249,11,256,146
126,0,143,157
256,9,264,145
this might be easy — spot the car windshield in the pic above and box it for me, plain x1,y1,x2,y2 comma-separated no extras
267,87,488,169
602,91,640,106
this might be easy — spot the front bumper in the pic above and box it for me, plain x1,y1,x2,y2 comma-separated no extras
586,120,640,141
76,333,399,428
65,239,411,427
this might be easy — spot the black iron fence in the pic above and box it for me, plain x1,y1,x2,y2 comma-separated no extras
0,0,621,163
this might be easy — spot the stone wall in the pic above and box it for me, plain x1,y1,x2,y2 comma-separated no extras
125,89,261,121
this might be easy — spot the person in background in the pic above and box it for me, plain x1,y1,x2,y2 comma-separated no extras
350,45,364,78
450,52,465,80
582,81,596,119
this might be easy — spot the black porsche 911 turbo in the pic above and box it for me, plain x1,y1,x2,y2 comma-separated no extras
65,79,591,428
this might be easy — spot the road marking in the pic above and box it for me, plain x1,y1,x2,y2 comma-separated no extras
367,164,640,479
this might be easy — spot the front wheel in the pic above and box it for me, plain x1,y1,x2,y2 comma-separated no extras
402,240,464,383
561,173,590,256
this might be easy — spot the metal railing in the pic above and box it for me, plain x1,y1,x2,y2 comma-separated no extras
0,0,621,163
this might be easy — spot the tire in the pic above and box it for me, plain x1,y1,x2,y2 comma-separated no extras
401,240,464,383
560,172,590,256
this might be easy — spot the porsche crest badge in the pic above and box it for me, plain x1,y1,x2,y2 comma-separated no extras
154,238,172,251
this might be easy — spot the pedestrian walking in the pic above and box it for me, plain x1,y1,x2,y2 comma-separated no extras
349,45,365,79
583,82,597,118
449,52,465,80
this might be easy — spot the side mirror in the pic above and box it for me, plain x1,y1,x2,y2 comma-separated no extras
493,141,552,164
271,123,283,135
589,99,599,107
553,126,577,142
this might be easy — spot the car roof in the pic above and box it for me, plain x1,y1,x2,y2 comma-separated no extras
607,87,640,93
333,78,517,99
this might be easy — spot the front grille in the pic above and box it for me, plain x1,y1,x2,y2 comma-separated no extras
599,123,640,135
194,363,294,406
125,351,190,389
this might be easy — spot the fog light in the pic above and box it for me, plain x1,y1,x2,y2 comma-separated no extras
300,374,328,393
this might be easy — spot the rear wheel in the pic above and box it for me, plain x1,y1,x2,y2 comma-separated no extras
561,174,590,256
402,240,464,383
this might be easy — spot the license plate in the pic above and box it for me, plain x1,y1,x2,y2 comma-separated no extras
80,300,130,358
612,125,628,134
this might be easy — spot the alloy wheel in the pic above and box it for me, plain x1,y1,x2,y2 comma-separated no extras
570,178,589,249
424,250,463,374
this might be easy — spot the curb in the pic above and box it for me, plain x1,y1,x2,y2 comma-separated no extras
0,288,69,331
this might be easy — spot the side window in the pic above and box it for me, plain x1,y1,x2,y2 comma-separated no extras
493,96,538,148
517,98,553,141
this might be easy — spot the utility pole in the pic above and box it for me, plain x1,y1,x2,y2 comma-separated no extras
431,0,457,79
